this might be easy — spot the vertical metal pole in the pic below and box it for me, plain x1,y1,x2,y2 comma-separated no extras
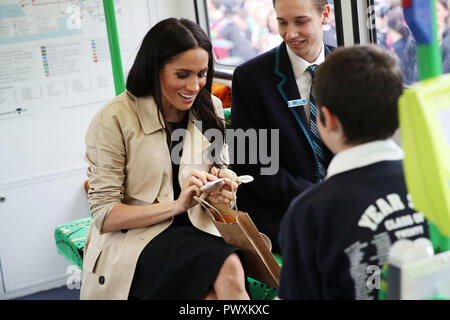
103,0,125,96
416,0,442,81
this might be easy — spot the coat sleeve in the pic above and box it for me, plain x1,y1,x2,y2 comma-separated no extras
231,65,313,208
84,104,126,232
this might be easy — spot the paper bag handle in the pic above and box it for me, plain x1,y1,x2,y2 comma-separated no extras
193,196,226,223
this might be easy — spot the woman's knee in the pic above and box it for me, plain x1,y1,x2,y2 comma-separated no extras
218,253,245,283
213,253,249,299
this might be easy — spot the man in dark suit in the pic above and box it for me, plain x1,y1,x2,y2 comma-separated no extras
231,0,334,250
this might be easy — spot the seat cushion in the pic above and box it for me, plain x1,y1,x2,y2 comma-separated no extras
54,217,91,270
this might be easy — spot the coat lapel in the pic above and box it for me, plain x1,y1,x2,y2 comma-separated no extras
132,92,165,135
133,92,213,200
178,111,213,185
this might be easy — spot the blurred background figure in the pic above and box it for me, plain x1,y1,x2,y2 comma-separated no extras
385,3,418,85
207,0,337,65
208,0,229,60
437,0,449,42
207,0,224,26
374,0,450,85
208,0,449,80
210,0,259,64
437,0,450,73
387,5,410,60
375,1,391,50
259,10,283,52
244,0,270,49
322,1,337,47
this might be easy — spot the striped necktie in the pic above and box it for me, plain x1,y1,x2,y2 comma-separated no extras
307,64,329,182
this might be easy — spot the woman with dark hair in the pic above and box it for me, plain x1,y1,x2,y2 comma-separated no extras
387,5,411,60
80,18,249,300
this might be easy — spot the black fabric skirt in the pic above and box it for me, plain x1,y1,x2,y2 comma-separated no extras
128,221,247,300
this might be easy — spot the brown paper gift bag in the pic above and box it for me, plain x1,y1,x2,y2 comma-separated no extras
194,196,281,289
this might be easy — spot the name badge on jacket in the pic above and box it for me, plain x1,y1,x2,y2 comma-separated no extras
287,99,307,108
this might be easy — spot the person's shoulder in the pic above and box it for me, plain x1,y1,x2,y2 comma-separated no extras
285,182,328,218
98,91,134,114
340,160,405,179
211,94,224,116
91,91,138,128
211,93,222,107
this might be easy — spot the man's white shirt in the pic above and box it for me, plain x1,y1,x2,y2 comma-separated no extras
286,43,325,124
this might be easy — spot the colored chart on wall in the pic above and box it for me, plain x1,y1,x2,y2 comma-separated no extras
0,0,150,120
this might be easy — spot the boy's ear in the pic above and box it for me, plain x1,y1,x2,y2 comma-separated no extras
319,106,338,131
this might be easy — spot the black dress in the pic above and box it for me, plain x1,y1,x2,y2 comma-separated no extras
128,114,246,300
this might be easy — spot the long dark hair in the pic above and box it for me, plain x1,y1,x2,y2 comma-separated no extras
126,18,225,140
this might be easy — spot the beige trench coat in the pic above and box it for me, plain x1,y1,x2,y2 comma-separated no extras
80,91,228,299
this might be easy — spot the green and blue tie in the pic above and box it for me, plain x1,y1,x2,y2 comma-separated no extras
307,64,330,182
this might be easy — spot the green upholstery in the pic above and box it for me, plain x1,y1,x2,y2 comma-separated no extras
55,217,91,270
223,108,232,129
247,254,282,300
54,216,281,300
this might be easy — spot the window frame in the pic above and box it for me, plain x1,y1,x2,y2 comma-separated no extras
194,0,234,79
193,0,373,79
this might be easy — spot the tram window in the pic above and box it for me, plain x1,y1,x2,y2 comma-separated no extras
206,0,337,67
373,0,450,85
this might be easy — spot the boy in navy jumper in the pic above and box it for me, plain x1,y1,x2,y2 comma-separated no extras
277,45,429,300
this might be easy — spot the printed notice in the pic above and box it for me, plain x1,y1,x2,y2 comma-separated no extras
0,0,149,119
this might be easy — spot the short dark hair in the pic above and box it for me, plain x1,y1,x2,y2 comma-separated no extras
126,18,224,139
273,0,328,13
314,45,404,144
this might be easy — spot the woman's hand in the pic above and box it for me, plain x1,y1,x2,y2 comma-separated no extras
173,169,217,214
207,167,239,206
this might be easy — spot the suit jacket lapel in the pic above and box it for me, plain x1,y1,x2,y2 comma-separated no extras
325,44,333,57
273,42,308,126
